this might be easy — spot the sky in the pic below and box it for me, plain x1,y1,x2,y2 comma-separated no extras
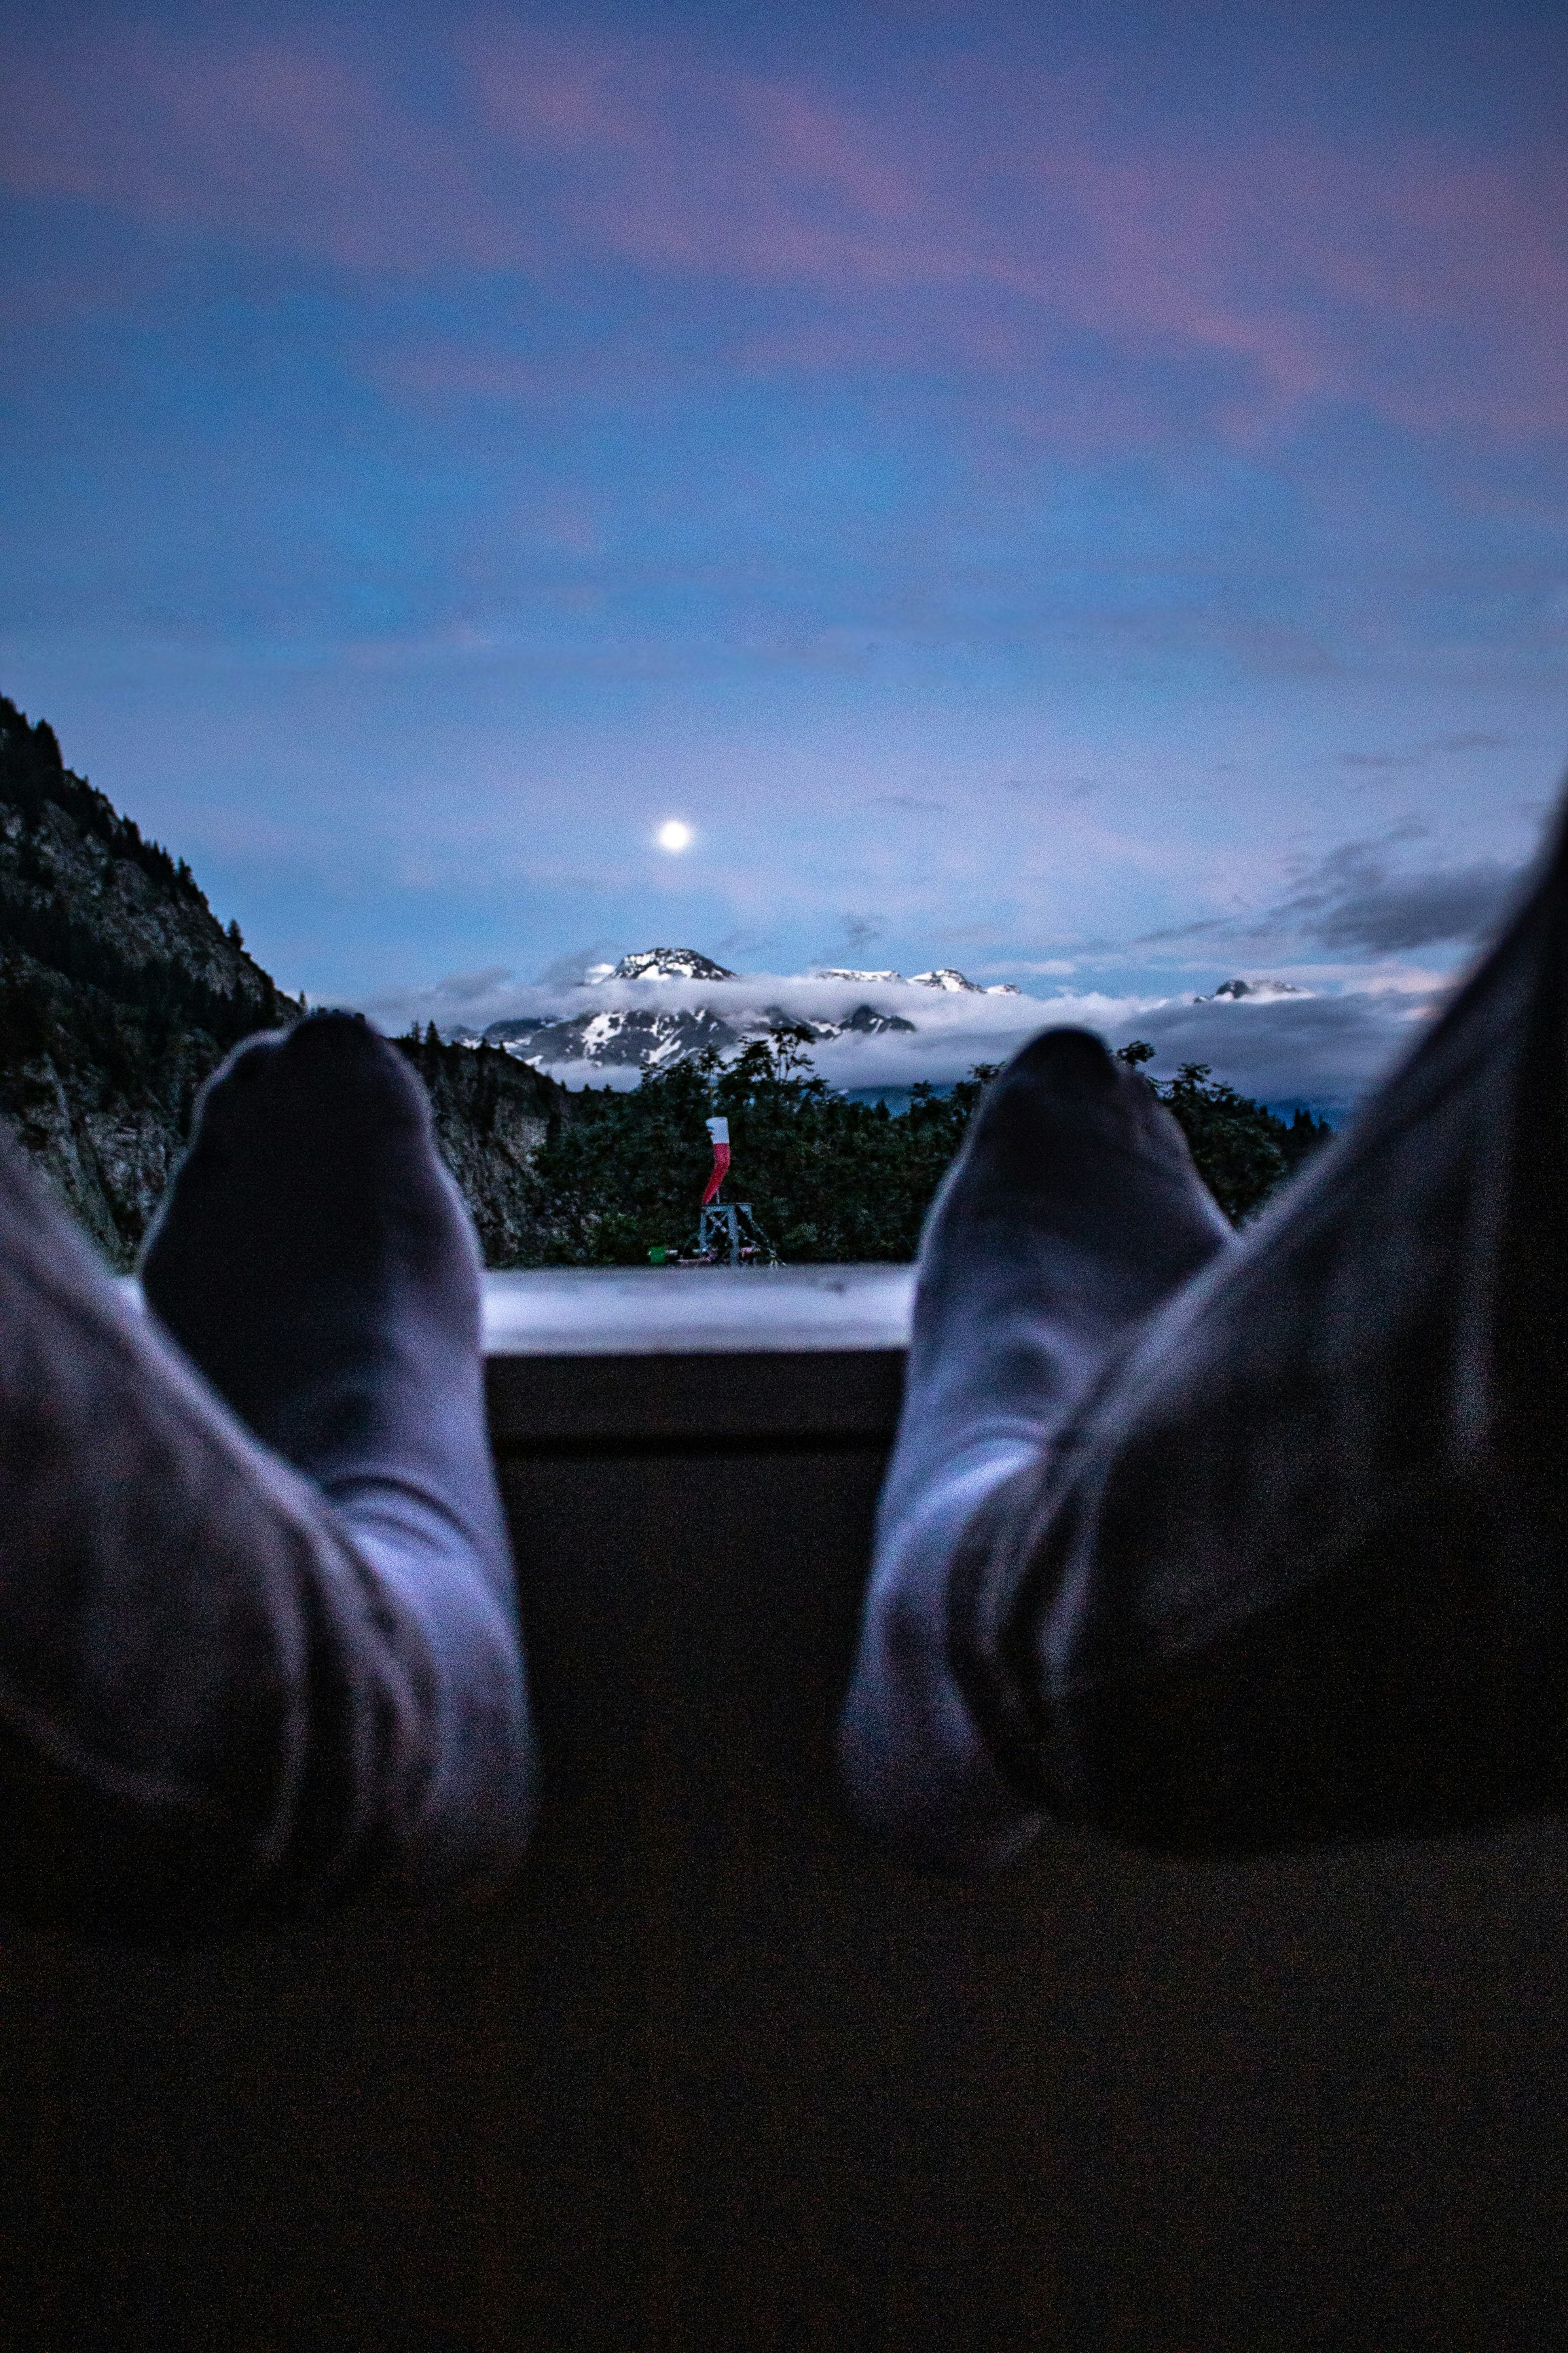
3,0,1566,1104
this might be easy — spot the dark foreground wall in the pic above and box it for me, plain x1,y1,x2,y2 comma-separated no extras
5,1269,1568,2352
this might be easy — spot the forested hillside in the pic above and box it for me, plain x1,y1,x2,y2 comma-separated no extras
0,695,299,1261
0,697,572,1267
528,1031,1332,1265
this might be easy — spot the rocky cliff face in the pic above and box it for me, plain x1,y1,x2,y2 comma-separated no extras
0,696,298,1263
390,1028,573,1268
0,696,573,1268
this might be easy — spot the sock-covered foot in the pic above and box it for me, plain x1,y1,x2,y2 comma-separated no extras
841,1028,1231,1870
141,1011,535,1894
1013,803,1568,1852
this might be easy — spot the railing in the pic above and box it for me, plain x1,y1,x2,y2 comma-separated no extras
7,1270,1568,2351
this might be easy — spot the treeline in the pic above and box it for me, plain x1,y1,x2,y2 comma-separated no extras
1116,1043,1331,1223
0,957,216,1116
0,694,285,1040
0,700,209,908
524,1031,1333,1265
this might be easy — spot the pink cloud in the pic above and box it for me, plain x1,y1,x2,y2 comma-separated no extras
467,26,1568,438
1269,141,1568,434
469,25,1010,295
0,25,520,274
4,16,1565,443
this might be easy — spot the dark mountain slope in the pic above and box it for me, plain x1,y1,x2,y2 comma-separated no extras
0,697,572,1268
0,695,303,1262
390,1024,575,1268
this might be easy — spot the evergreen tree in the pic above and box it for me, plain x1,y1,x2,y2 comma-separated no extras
527,1035,1330,1265
1114,1041,1331,1223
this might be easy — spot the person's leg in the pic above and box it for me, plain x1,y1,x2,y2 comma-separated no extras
0,1013,534,1942
841,1028,1232,1870
843,804,1568,1867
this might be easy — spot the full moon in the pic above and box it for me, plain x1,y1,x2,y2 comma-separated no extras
656,819,693,853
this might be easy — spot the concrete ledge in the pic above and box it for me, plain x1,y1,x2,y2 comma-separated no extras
481,1263,915,1358
122,1263,915,1359
118,1267,914,1448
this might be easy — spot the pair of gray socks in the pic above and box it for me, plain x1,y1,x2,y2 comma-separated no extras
844,799,1568,1871
5,835,1563,1940
0,1013,535,1942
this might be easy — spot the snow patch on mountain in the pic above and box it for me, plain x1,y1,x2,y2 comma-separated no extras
816,963,1019,995
484,982,918,1071
814,967,904,984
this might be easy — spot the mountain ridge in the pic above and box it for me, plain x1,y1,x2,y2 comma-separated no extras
0,696,576,1266
475,948,1025,1077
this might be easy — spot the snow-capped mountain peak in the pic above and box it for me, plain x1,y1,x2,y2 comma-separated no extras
480,948,1017,1080
600,948,739,983
1195,977,1307,1004
485,1003,742,1069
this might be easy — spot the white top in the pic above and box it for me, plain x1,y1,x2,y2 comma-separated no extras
481,1264,914,1357
119,1264,917,1358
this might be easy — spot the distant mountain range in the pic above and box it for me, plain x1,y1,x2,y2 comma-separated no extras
477,947,1022,1075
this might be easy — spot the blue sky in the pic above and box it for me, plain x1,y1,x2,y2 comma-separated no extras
2,0,1566,1098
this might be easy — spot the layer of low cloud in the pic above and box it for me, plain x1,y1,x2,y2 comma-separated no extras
357,963,1439,1111
1117,988,1432,1109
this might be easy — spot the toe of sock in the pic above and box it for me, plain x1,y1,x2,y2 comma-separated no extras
1004,1026,1120,1097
